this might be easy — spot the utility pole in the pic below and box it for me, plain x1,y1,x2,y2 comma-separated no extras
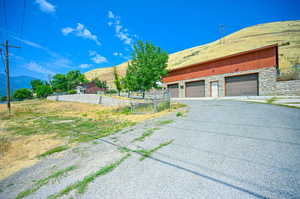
219,24,226,45
1,40,21,114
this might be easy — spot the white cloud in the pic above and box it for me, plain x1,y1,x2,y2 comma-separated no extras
25,61,55,75
107,11,136,46
62,23,101,45
113,52,130,60
108,11,115,19
62,27,74,35
10,35,59,57
35,0,55,13
88,51,107,64
79,64,92,69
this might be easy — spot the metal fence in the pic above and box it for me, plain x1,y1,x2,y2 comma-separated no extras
127,90,171,114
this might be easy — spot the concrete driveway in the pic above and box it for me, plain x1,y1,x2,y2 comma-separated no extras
2,100,300,199
85,100,300,199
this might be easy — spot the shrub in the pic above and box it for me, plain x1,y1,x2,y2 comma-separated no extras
68,90,77,94
0,96,7,102
176,112,183,117
156,101,170,112
36,85,53,98
13,88,33,101
105,89,117,94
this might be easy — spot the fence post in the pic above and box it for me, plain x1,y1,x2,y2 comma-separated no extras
97,95,102,104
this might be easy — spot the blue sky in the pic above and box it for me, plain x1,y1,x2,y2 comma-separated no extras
0,0,299,80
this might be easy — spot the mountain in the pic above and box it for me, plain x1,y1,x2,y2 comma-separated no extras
0,74,37,96
85,20,300,88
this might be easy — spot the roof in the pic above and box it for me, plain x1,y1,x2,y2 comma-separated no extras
168,44,278,73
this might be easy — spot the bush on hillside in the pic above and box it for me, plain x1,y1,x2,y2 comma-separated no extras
13,88,33,101
0,96,7,102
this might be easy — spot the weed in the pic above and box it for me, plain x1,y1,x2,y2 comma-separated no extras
266,97,278,104
157,120,174,126
136,140,174,161
48,154,130,199
156,101,170,112
116,106,131,114
16,165,76,199
38,145,69,158
132,128,160,142
118,147,131,153
171,103,187,109
176,112,183,117
0,136,10,154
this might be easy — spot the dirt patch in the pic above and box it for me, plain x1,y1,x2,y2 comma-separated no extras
0,100,185,180
0,134,64,180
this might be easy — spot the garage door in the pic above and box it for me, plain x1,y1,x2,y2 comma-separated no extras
185,80,205,97
167,83,179,98
225,73,258,96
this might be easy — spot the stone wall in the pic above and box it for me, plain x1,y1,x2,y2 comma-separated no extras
274,80,300,96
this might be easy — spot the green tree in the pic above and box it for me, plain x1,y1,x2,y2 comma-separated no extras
13,88,33,100
113,67,123,95
30,79,44,92
51,70,87,92
124,40,168,97
66,70,87,90
36,85,53,98
51,74,67,92
92,78,107,89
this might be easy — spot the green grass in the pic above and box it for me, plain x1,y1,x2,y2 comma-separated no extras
156,101,170,112
157,120,174,126
47,154,130,199
118,146,131,153
136,140,174,161
266,97,278,104
16,165,76,199
5,116,135,143
37,145,69,158
132,128,160,142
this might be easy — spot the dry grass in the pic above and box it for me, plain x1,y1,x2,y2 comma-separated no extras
85,20,300,88
0,100,184,180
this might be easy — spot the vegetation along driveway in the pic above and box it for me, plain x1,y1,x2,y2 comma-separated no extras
1,100,300,199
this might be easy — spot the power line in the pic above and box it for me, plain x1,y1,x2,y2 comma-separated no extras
3,0,7,30
20,0,26,38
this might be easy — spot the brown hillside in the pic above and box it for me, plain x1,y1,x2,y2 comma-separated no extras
85,20,300,87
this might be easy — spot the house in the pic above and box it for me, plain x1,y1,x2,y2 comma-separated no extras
76,82,107,94
163,44,281,98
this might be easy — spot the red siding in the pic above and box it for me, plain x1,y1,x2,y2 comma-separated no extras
163,45,277,83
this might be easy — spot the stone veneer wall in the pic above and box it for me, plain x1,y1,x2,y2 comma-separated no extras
274,80,300,96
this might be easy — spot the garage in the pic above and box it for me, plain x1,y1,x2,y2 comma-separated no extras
185,80,205,97
167,83,179,98
225,73,258,96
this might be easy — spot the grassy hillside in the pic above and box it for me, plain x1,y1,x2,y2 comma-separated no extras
85,20,300,87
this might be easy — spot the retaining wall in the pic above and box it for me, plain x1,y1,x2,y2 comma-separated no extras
274,80,300,96
47,94,102,104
